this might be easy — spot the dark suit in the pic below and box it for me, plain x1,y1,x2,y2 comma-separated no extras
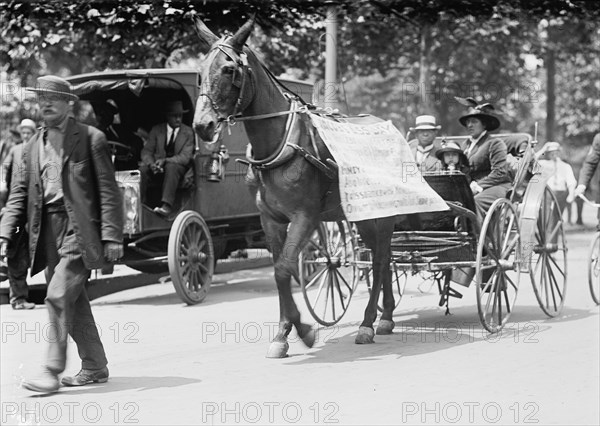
408,139,443,173
462,133,511,218
0,117,123,373
101,123,144,171
141,122,195,207
1,143,30,304
578,133,600,189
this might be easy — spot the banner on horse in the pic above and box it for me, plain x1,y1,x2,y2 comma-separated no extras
310,114,448,221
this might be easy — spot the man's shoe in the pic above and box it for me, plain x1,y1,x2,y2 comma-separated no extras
153,204,172,216
12,300,35,310
22,367,60,393
61,367,109,387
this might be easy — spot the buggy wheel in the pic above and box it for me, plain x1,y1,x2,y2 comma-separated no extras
168,211,214,305
530,187,568,316
363,260,407,312
476,199,522,333
589,232,600,305
299,221,358,326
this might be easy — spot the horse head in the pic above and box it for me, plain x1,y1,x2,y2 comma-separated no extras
193,17,256,144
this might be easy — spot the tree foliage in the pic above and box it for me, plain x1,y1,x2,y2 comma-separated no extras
0,0,598,141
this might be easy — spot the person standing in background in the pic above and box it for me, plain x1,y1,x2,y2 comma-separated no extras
536,141,577,218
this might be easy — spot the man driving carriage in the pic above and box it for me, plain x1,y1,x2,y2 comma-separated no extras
92,99,144,171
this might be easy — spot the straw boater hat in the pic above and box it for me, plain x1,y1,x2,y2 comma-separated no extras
17,118,37,132
436,140,468,165
165,100,189,115
409,115,441,132
455,96,500,131
544,141,561,152
25,75,79,101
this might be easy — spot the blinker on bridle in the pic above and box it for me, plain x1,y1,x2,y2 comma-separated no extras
199,41,251,126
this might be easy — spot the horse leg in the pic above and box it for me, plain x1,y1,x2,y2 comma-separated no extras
263,213,317,358
354,217,395,343
376,217,396,335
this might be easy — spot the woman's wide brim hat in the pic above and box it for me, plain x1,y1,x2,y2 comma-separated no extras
25,75,79,101
456,97,500,131
165,100,189,115
409,115,441,132
436,140,468,163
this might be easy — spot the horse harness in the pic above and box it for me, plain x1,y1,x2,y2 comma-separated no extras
200,41,338,181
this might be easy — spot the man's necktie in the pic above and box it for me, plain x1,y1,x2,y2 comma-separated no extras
167,130,175,148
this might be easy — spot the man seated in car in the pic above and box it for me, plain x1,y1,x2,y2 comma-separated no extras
92,99,144,171
140,100,195,216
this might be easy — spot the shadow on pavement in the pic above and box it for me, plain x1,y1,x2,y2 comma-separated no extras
287,304,596,365
51,376,201,396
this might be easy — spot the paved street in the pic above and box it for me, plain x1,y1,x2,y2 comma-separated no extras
1,224,598,425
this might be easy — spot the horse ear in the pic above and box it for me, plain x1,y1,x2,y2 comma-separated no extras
229,16,255,51
194,18,219,53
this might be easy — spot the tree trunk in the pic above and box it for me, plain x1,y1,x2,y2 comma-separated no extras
419,24,433,113
545,29,556,141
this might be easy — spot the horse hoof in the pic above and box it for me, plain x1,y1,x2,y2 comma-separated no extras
297,323,316,348
355,326,375,344
266,341,289,358
376,319,395,335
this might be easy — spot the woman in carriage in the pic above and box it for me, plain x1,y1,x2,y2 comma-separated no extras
456,97,511,219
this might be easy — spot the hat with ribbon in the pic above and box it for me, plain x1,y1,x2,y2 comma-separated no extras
17,118,37,132
436,140,468,164
25,75,79,101
455,97,500,131
409,115,442,132
165,100,189,115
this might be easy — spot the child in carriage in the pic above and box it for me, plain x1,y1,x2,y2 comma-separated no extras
435,141,471,180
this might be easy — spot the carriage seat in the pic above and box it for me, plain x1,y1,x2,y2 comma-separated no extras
394,172,476,232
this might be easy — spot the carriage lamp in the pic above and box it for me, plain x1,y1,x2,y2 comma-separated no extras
207,144,230,182
115,170,141,235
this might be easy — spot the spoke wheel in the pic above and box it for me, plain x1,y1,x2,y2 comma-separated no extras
589,232,600,305
530,187,568,316
476,199,521,333
168,211,214,305
299,221,358,326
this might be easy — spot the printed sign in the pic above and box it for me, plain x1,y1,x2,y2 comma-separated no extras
310,114,448,221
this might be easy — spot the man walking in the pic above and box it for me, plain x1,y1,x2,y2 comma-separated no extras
0,75,123,393
0,118,38,309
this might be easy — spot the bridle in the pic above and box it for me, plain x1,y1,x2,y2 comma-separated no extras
198,38,336,176
199,40,255,127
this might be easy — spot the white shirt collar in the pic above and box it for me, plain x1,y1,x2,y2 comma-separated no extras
469,130,487,145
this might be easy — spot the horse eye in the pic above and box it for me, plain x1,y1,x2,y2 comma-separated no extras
222,66,235,75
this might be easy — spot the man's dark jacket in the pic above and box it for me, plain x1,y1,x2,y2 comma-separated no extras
0,117,123,275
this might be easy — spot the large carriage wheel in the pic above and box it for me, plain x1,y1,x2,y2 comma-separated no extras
298,221,358,326
530,187,568,316
476,199,522,333
589,232,600,305
168,211,214,305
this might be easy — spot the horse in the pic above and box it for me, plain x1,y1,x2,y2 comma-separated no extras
192,17,397,357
